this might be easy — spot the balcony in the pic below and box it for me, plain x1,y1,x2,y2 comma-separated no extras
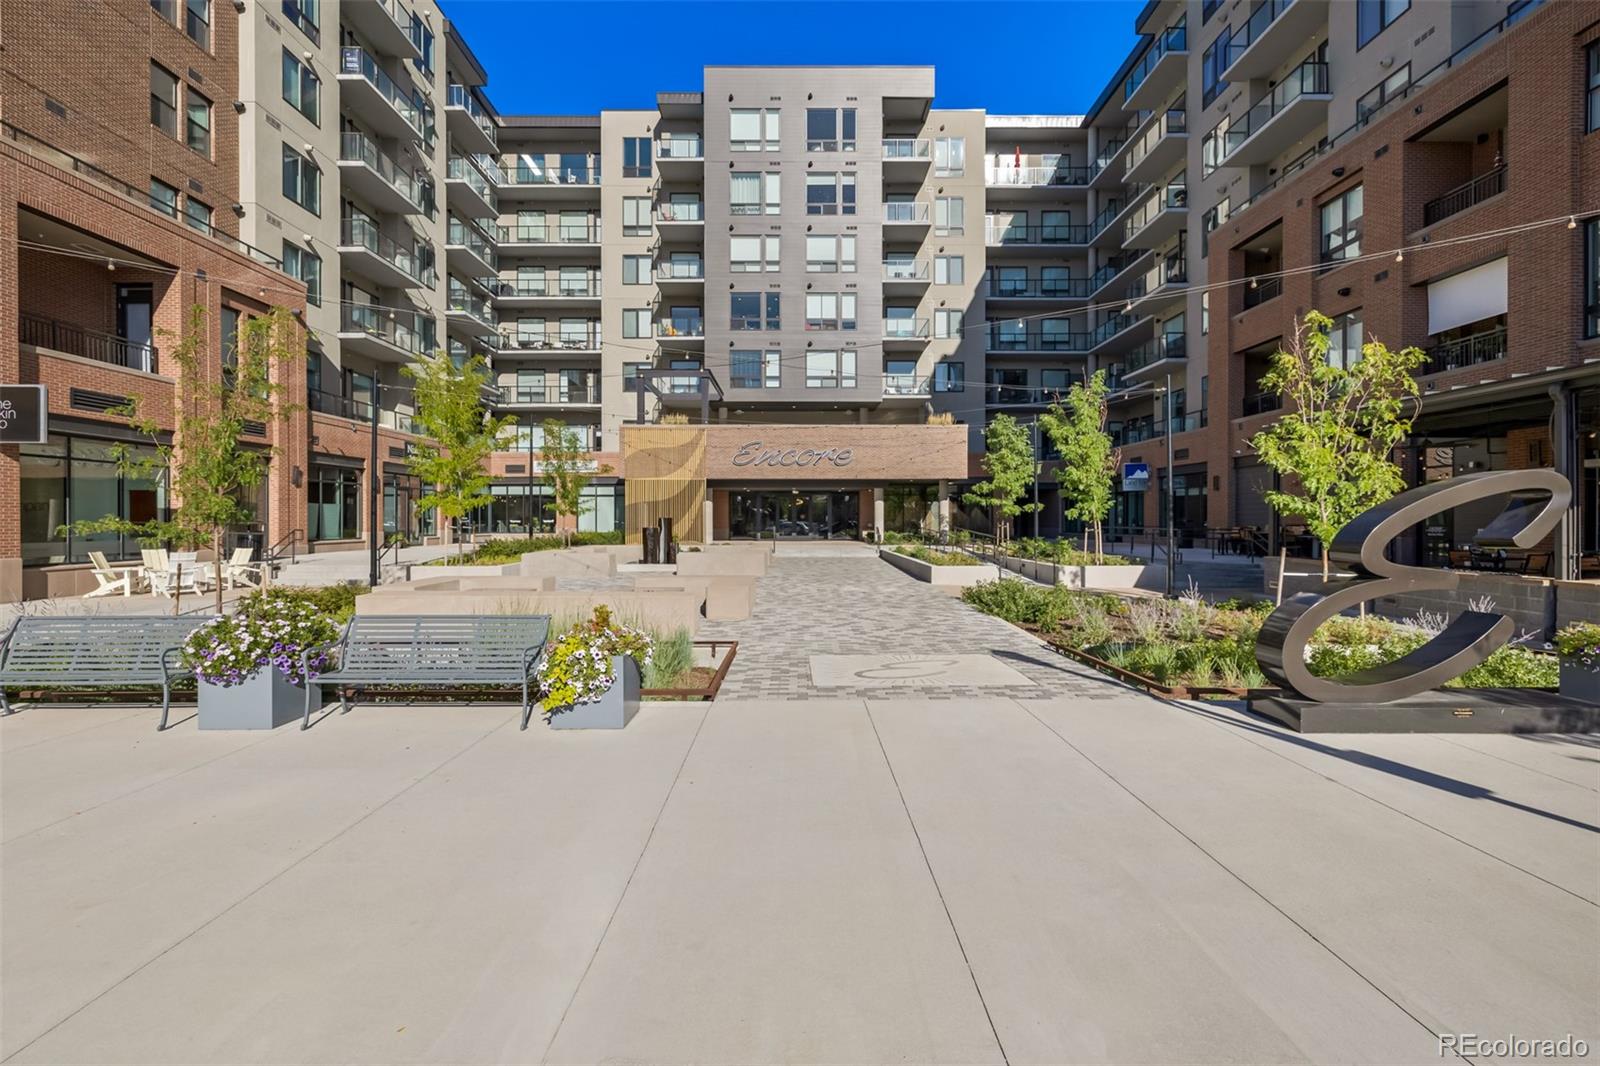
338,47,424,142
1423,326,1507,374
985,326,1091,354
336,304,432,363
655,260,705,293
20,312,158,373
1124,22,1188,110
445,85,497,155
882,139,931,175
985,163,1093,191
1089,137,1128,188
655,137,704,174
882,317,931,349
446,216,496,276
1422,166,1507,227
655,201,705,235
882,259,931,294
1224,0,1329,80
1122,331,1187,383
1088,199,1132,246
498,328,602,355
984,275,1095,303
1219,61,1331,167
1128,251,1189,315
1123,182,1187,249
1088,312,1154,357
657,315,705,346
882,372,933,398
497,222,601,252
1088,250,1154,298
985,222,1093,250
1241,391,1283,417
497,160,602,199
338,217,430,289
340,0,421,62
1124,109,1188,185
500,376,601,407
883,201,932,236
446,284,496,334
444,154,497,220
1112,410,1207,445
1242,274,1283,310
493,274,602,306
339,132,430,217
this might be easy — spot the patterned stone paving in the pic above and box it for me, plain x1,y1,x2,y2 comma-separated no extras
698,552,1122,701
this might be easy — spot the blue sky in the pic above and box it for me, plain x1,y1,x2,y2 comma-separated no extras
446,1,1144,117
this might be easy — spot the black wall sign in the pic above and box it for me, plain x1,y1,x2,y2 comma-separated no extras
0,386,47,445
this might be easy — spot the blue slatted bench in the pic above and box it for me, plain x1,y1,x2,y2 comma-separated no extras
0,616,215,730
302,614,552,730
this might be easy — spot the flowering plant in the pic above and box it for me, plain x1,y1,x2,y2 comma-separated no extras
183,590,343,687
536,606,653,717
1553,622,1600,668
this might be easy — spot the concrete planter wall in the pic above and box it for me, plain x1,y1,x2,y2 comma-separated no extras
197,668,302,730
414,562,521,580
880,549,1001,588
995,553,1149,590
1559,660,1600,706
548,655,640,729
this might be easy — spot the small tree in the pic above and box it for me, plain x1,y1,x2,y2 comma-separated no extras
403,352,514,560
538,418,612,545
1249,311,1425,578
962,414,1039,546
1041,369,1119,558
67,304,301,614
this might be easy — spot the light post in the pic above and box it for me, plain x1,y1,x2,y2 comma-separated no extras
1030,418,1041,538
1164,371,1176,599
526,417,536,537
368,382,381,589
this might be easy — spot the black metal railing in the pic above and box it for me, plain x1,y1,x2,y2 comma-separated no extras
20,312,158,372
985,223,1094,246
986,275,1096,299
986,327,1092,352
1424,326,1507,373
1422,165,1507,227
1242,275,1283,309
1242,390,1283,416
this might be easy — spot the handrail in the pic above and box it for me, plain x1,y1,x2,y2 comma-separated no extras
1225,0,1296,69
20,311,159,372
1222,60,1330,159
985,223,1093,246
498,223,601,244
265,528,305,568
1424,326,1506,372
343,132,430,214
1422,165,1506,226
882,138,931,160
339,47,423,138
1125,21,1187,101
341,217,430,284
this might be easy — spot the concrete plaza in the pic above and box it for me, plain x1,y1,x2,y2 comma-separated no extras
2,683,1595,1064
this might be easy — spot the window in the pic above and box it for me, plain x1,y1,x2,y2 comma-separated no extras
934,137,965,176
731,350,780,388
150,177,178,217
185,0,209,47
805,293,857,330
806,235,838,272
622,255,650,284
308,465,360,541
183,196,212,232
805,350,856,388
729,171,780,215
1320,185,1363,264
934,309,963,339
622,308,651,338
622,197,651,236
935,196,964,236
731,292,780,331
730,107,779,151
281,143,319,214
731,235,780,272
933,361,965,392
150,63,178,136
284,240,322,305
1588,44,1600,133
1585,218,1599,338
1202,27,1230,109
185,88,211,154
1201,291,1210,334
1324,309,1364,369
282,0,319,37
1357,64,1410,125
21,435,168,566
806,173,855,216
623,137,651,178
805,107,854,151
934,255,964,285
1357,0,1409,48
151,0,175,25
281,49,320,123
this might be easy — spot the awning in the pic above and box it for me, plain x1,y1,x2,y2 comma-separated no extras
1427,257,1507,335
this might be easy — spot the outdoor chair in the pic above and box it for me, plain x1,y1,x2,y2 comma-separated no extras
145,550,202,599
84,551,137,598
220,547,263,589
1516,552,1552,576
1447,549,1472,570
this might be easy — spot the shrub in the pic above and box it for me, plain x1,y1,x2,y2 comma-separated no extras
183,588,342,687
1449,646,1558,689
257,583,364,623
643,628,695,689
427,530,625,566
1126,600,1169,644
1554,622,1600,667
896,545,982,566
1004,537,1132,566
536,606,653,717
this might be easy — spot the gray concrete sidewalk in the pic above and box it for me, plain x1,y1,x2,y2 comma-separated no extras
2,694,1595,1064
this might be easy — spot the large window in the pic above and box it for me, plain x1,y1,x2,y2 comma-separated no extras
150,177,179,217
730,107,780,151
805,235,855,273
933,361,965,392
1202,27,1230,109
281,143,320,214
730,171,780,215
1357,0,1409,49
308,465,360,541
150,62,178,136
185,0,210,47
805,107,854,151
185,87,211,155
806,173,855,215
282,48,320,123
805,350,856,388
730,349,780,389
1586,217,1599,339
935,196,964,236
622,255,650,284
623,137,651,178
283,240,322,305
730,235,780,272
730,292,780,331
934,309,963,339
1588,44,1600,134
20,435,167,566
1320,185,1362,264
934,137,965,176
805,292,857,331
184,196,212,232
1324,309,1364,368
622,197,651,236
622,308,651,338
935,255,964,285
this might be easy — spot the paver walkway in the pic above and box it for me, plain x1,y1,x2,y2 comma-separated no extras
698,549,1118,702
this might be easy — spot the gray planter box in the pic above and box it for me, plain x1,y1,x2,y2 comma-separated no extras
197,667,303,730
1559,660,1600,707
549,655,640,730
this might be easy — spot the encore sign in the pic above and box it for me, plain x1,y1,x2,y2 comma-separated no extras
730,440,855,469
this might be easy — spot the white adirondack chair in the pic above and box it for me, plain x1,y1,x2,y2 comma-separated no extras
146,549,201,598
84,551,134,598
221,547,263,589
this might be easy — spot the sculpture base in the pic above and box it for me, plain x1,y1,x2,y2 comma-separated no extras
1247,688,1600,734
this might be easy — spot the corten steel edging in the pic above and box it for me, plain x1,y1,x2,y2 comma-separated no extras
640,640,738,702
1037,636,1256,701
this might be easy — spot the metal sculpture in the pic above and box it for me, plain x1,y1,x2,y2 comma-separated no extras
1256,469,1571,704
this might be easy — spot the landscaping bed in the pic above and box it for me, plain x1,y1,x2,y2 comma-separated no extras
994,537,1146,590
879,546,1000,588
960,579,1560,699
425,530,624,566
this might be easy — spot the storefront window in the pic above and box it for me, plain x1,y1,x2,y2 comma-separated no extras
20,434,166,566
308,465,361,541
577,483,623,533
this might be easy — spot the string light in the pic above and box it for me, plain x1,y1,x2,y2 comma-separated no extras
1569,216,1578,230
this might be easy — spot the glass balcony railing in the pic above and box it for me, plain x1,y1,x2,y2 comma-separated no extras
1222,60,1330,158
1124,183,1187,242
882,138,931,160
446,155,496,209
341,132,430,213
882,373,932,396
655,201,704,222
447,217,497,268
656,137,704,159
340,217,428,284
1125,109,1187,176
448,285,495,326
657,316,704,338
883,317,930,339
1226,0,1295,69
1124,332,1187,373
884,202,931,223
339,47,423,138
986,327,1090,352
986,275,1095,299
505,376,601,405
498,223,601,244
446,84,497,148
986,163,1094,187
882,259,930,281
1124,22,1187,101
496,275,601,298
1091,314,1141,346
985,222,1093,246
499,328,602,352
338,303,431,354
499,162,601,186
656,260,705,280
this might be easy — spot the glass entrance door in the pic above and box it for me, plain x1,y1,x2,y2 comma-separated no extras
727,490,860,539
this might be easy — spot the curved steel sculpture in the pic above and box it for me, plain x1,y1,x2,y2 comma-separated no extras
1256,469,1571,704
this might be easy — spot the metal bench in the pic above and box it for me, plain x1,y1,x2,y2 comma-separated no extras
303,614,552,731
0,616,214,730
